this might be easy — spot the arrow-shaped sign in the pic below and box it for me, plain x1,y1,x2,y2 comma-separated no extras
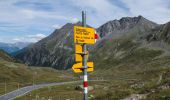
75,44,83,54
72,62,94,73
75,54,82,62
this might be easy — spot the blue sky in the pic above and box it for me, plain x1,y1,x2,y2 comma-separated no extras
0,0,170,43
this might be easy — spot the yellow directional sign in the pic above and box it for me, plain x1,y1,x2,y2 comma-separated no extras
75,44,83,54
75,53,89,62
74,26,95,44
75,54,82,62
72,62,94,73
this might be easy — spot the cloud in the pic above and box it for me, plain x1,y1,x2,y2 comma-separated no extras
121,0,170,24
13,38,20,41
12,33,46,43
27,33,46,40
68,0,129,27
52,24,61,29
71,18,79,23
0,0,170,43
13,1,54,11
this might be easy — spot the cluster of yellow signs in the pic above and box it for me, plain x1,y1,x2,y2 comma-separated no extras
72,26,95,73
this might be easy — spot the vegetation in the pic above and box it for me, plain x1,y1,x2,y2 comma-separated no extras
0,53,75,95
15,81,132,100
0,50,15,62
13,36,170,99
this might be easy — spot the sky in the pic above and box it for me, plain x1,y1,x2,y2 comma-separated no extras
0,0,170,43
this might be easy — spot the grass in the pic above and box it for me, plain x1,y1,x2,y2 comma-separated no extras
12,48,170,100
15,64,170,100
2,35,170,99
0,50,15,62
15,81,133,100
0,60,76,95
143,89,170,100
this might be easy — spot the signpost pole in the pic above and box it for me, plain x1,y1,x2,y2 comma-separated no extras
82,11,88,100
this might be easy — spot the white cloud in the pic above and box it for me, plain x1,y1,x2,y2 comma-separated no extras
13,38,21,42
121,0,170,24
1,0,170,43
12,33,46,43
27,33,46,41
52,24,61,29
71,18,79,23
69,0,129,27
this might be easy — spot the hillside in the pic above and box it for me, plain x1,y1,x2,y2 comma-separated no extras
0,49,15,62
97,15,157,38
14,23,82,69
15,16,159,69
12,15,170,99
0,49,74,95
0,43,19,53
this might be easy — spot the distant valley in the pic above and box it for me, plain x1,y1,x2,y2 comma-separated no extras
0,42,32,54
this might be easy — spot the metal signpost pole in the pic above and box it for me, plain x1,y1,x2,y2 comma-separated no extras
82,11,88,100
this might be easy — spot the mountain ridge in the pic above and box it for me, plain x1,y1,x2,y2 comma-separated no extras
97,15,158,38
14,15,170,70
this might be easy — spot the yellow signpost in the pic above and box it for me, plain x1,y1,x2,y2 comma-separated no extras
75,44,83,54
73,26,95,73
74,26,95,44
72,11,97,100
75,54,82,62
72,62,94,73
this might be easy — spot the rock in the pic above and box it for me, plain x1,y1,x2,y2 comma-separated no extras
75,85,94,91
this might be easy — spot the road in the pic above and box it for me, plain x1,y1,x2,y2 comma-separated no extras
0,81,82,100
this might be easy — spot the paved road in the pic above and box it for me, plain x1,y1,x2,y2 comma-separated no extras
0,81,81,100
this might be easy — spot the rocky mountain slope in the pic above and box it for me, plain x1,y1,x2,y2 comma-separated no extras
14,15,170,70
14,23,84,69
12,16,170,99
97,15,157,38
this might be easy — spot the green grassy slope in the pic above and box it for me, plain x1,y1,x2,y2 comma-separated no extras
16,35,170,100
88,35,170,99
0,50,75,95
0,61,74,95
0,50,15,62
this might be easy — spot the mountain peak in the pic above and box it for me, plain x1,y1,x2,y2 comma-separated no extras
138,15,144,19
97,15,157,38
119,15,148,25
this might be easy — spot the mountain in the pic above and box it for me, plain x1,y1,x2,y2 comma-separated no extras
0,42,20,53
97,15,157,38
90,16,161,69
14,16,159,69
146,21,170,43
0,42,31,53
13,15,170,75
13,42,32,49
89,17,170,99
12,15,170,99
14,23,84,69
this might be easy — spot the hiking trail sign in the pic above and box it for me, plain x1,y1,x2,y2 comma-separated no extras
71,11,99,100
72,62,94,73
74,26,95,44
